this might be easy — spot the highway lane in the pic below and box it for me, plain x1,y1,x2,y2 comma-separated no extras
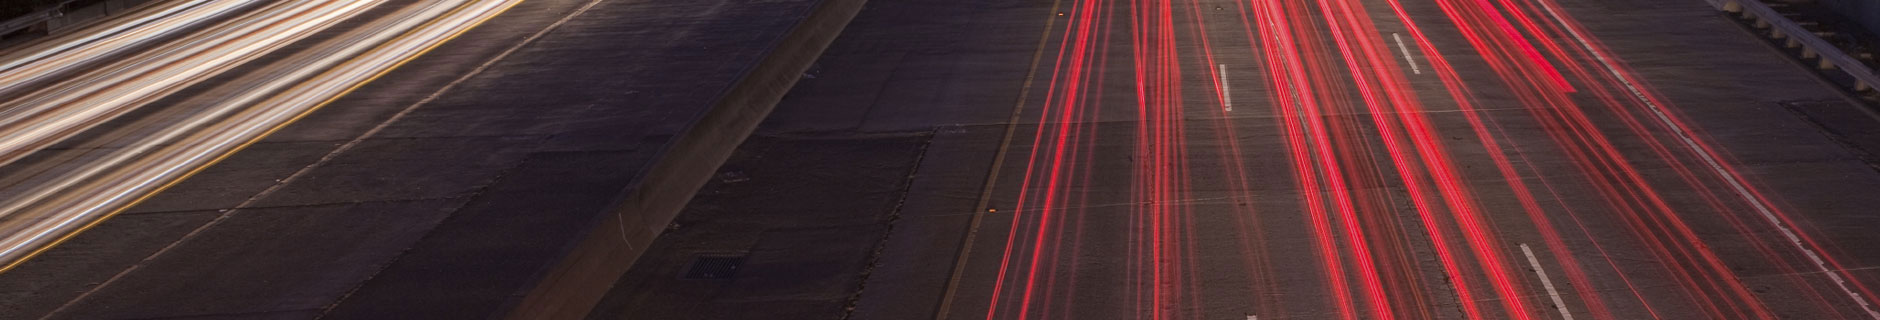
0,0,842,317
0,0,519,275
0,0,387,166
888,0,1880,319
0,0,262,96
0,0,1873,318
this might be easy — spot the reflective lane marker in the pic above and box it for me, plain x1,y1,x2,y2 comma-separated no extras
1391,32,1421,74
1220,64,1232,111
1521,243,1576,320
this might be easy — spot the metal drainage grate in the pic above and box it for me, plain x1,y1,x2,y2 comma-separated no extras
683,255,745,279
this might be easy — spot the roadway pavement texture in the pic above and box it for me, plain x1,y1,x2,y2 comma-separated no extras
0,0,826,318
597,0,1880,319
1,0,1878,319
586,0,1045,318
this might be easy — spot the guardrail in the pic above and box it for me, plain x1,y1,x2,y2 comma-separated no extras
1712,0,1878,92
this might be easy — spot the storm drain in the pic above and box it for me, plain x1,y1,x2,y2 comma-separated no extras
683,255,745,279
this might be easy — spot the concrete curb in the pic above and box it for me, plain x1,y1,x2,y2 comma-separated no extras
502,0,870,318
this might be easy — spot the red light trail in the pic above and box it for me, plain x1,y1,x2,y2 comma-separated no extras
960,0,1880,318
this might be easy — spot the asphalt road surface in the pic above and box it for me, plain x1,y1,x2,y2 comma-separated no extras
0,0,520,275
0,0,826,318
603,0,1880,319
2,0,1879,318
827,0,1880,318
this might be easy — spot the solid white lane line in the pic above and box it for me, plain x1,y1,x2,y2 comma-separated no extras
1531,1,1880,318
1391,32,1420,74
1219,63,1232,111
1521,243,1576,320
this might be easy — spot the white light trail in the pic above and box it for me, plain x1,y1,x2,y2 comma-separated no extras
0,0,522,275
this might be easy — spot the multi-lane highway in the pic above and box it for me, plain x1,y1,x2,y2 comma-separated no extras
0,0,840,318
607,0,1880,319
1,0,1878,318
842,0,1880,318
0,0,518,274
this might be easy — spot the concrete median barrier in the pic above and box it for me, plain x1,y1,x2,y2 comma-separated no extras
504,0,869,318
